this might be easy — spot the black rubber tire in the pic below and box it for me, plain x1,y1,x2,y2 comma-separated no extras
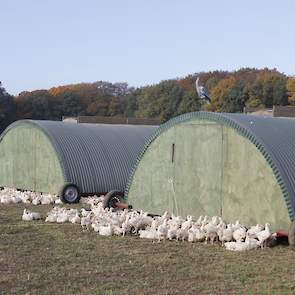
59,183,81,204
102,190,124,209
288,221,295,250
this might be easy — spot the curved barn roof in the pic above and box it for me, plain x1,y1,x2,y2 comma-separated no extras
125,111,295,221
1,120,157,194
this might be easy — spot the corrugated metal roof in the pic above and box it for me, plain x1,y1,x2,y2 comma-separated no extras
2,120,157,194
125,111,295,221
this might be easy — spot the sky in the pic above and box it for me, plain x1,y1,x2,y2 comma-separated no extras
1,0,295,95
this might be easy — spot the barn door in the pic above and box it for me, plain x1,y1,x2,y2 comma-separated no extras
172,123,224,217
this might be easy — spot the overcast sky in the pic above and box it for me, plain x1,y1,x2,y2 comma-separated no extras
1,0,295,94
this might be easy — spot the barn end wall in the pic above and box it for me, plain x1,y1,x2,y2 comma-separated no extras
0,124,65,194
127,118,290,229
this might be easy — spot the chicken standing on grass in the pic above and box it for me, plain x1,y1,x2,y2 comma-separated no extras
98,224,113,236
256,223,272,248
22,209,41,221
157,219,168,242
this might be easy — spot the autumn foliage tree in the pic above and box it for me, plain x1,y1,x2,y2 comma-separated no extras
287,77,295,105
0,68,293,133
0,82,15,133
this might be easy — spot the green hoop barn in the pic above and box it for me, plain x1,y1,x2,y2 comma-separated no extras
126,112,295,230
0,120,157,197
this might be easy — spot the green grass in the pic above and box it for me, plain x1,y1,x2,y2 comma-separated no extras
0,204,295,295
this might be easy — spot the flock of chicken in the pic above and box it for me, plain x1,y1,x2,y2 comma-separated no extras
0,187,61,205
0,187,97,206
1,187,276,251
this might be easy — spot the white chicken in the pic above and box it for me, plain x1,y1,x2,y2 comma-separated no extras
157,219,168,241
139,227,157,239
168,214,183,228
56,212,69,223
196,215,204,226
181,215,193,231
256,223,272,248
247,224,264,238
233,226,247,242
204,223,218,244
22,209,33,221
167,226,178,240
69,213,81,224
45,213,58,223
224,235,260,251
40,195,53,205
195,227,206,242
98,224,113,236
22,209,41,221
218,224,234,245
32,196,42,205
91,222,100,232
176,227,189,242
55,198,63,204
121,217,132,236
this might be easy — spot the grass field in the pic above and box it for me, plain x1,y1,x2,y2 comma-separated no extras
1,204,295,295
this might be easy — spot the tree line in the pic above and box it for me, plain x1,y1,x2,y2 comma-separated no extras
1,68,295,133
